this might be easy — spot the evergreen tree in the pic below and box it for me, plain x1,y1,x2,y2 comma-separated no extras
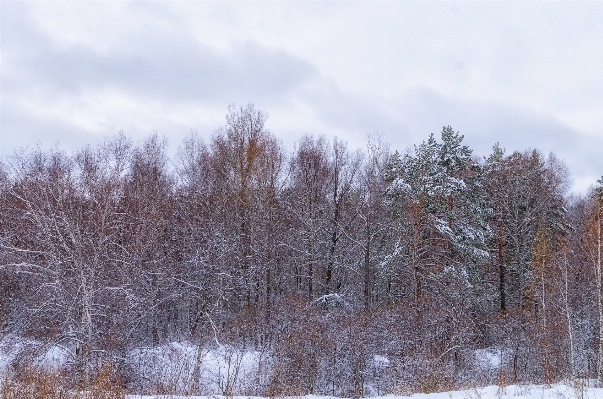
385,126,490,300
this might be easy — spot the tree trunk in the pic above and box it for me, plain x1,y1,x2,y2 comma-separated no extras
597,203,603,384
363,223,370,311
563,249,575,380
498,219,506,312
542,255,549,382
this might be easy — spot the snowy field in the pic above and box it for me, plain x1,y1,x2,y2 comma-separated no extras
125,384,603,399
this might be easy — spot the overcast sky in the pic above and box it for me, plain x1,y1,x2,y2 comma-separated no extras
2,1,602,193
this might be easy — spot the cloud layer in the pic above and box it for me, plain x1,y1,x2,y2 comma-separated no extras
2,1,602,193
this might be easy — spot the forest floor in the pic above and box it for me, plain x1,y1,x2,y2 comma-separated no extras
124,384,603,399
3,336,603,399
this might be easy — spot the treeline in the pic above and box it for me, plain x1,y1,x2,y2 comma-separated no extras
0,103,602,396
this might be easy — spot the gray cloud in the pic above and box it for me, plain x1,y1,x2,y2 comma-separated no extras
1,5,317,106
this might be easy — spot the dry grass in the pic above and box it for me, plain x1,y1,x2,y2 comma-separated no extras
0,364,125,399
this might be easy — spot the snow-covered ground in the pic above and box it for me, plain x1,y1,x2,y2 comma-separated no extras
0,333,70,371
128,341,269,394
125,384,603,399
3,335,603,399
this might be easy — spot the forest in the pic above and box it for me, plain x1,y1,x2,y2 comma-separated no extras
0,103,602,397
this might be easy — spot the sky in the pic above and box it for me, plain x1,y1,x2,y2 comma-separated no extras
1,1,602,194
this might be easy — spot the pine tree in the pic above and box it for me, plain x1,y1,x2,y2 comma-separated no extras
385,126,489,301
